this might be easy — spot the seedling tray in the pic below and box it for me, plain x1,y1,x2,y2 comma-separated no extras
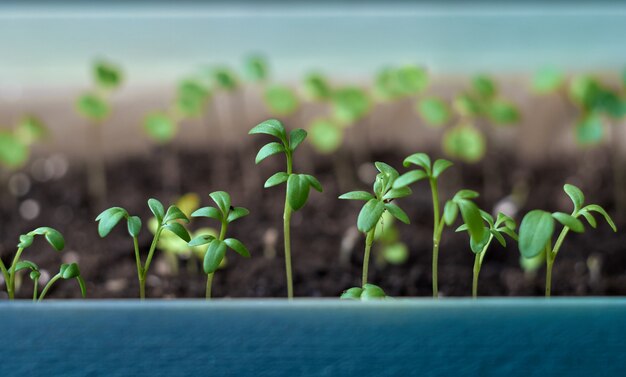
2,298,624,376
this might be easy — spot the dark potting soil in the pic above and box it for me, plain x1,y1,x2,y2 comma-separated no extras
1,144,625,299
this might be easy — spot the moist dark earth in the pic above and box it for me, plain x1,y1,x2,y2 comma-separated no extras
1,143,625,299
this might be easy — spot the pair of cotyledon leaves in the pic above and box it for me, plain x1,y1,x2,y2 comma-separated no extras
250,119,323,211
518,184,616,259
188,191,251,275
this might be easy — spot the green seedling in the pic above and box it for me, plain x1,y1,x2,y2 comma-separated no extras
0,227,85,300
339,162,411,293
518,184,616,296
456,211,518,297
96,198,191,299
75,60,123,208
374,65,429,102
0,116,48,170
188,191,250,299
392,153,485,297
340,283,387,300
250,119,323,298
331,86,371,126
244,55,269,83
373,211,409,267
264,85,300,116
303,73,332,102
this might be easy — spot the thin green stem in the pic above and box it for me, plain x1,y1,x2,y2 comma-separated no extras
132,236,144,298
38,274,61,301
205,222,228,300
545,226,570,297
139,228,162,300
33,278,39,302
283,150,294,300
429,179,441,299
8,247,24,300
472,235,492,298
362,229,375,286
0,258,10,297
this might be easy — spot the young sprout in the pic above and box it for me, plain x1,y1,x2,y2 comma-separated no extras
188,191,250,299
340,283,387,301
392,153,485,297
518,184,616,297
264,85,300,116
0,115,48,171
0,227,85,300
339,162,411,295
38,263,86,301
250,119,323,298
96,198,190,299
456,211,518,297
75,60,123,209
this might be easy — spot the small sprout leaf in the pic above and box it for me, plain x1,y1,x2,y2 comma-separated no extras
60,263,81,279
443,125,486,163
384,203,410,224
209,191,232,216
519,210,555,258
532,67,565,94
0,132,28,169
148,199,165,223
361,284,387,300
454,189,480,200
77,276,87,298
203,240,227,274
455,224,469,232
18,234,34,249
289,129,307,151
393,170,428,189
224,238,250,258
564,184,585,212
164,222,191,242
357,199,385,233
286,174,311,211
264,85,299,115
340,287,363,300
487,99,520,125
188,234,215,247
302,174,323,192
264,172,289,188
96,209,127,238
255,142,285,164
490,229,507,247
583,204,617,232
308,119,343,154
552,212,585,233
417,97,451,127
498,227,519,241
244,55,268,82
339,191,375,201
580,210,597,228
382,186,412,201
458,200,486,243
15,260,39,272
432,159,453,179
144,113,176,143
472,75,496,99
191,206,222,221
76,93,109,120
249,119,287,142
303,73,332,101
443,200,459,225
470,228,491,254
575,113,604,146
227,207,250,223
403,153,431,172
94,61,122,89
164,206,190,224
127,216,142,238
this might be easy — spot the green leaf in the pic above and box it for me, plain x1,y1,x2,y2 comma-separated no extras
0,131,29,169
15,116,47,145
164,206,189,224
60,263,81,279
402,153,431,173
384,203,410,224
532,67,565,94
443,201,458,225
479,210,495,227
212,67,238,90
470,228,491,254
264,172,289,188
490,229,507,247
458,200,486,243
15,260,39,272
339,191,374,201
340,287,363,300
287,174,311,211
552,212,584,233
357,199,385,233
302,174,323,192
249,119,287,142
191,206,222,221
575,113,604,146
77,276,87,298
382,242,409,265
148,199,165,223
30,270,41,281
164,222,191,242
224,238,250,258
361,284,387,300
375,161,399,179
453,94,483,118
203,239,227,274
263,85,299,116
432,159,453,179
396,65,429,95
487,99,520,125
188,234,215,247
580,210,597,228
94,60,122,89
443,124,486,163
454,190,480,200
518,210,555,258
76,93,109,121
498,227,519,241
144,113,176,143
332,87,371,126
392,170,428,189
303,73,332,101
382,186,412,201
289,129,307,151
209,191,231,217
17,234,34,248
417,97,451,127
563,184,585,212
472,75,496,99
583,204,617,232
308,119,343,154
96,208,127,238
127,216,142,237
255,142,285,164
227,207,250,223
244,55,268,82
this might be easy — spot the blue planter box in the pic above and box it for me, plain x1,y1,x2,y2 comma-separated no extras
1,298,625,376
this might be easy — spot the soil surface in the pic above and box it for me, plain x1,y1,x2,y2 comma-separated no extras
1,144,625,299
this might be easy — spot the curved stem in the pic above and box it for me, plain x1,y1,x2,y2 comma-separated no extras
545,227,570,297
429,178,441,298
472,236,492,298
32,278,39,302
38,274,61,301
139,228,162,300
8,247,24,300
283,150,294,300
362,229,375,286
